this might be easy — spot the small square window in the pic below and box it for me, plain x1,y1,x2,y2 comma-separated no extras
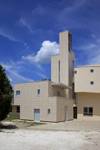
90,69,94,73
74,70,77,74
90,81,94,85
48,109,51,114
16,90,20,95
37,89,40,95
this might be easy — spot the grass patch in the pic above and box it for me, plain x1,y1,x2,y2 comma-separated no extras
5,112,19,121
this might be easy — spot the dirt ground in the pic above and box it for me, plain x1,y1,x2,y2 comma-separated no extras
0,120,100,150
0,129,100,150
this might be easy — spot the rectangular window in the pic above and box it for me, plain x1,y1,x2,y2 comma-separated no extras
90,69,94,73
16,106,20,113
68,33,72,51
37,89,40,95
16,90,20,96
74,70,77,74
48,109,51,114
58,60,60,82
83,107,93,116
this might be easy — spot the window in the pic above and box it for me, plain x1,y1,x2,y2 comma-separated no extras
68,33,72,51
90,69,94,73
58,60,60,82
90,81,94,85
16,90,20,95
83,107,93,116
16,106,20,113
37,89,40,95
74,70,77,74
48,109,51,114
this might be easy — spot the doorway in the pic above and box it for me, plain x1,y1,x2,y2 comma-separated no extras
73,106,77,119
34,109,40,122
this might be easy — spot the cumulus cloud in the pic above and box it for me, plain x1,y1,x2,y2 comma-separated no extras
22,40,59,64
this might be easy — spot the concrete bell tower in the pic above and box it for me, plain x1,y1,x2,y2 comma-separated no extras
51,31,74,98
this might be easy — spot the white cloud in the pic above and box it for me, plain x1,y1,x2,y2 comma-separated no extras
22,40,59,63
0,27,19,42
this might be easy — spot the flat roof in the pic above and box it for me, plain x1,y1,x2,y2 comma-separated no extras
75,64,100,69
14,79,51,86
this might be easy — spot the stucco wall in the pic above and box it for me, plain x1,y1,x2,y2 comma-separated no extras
57,98,73,121
77,93,100,119
51,55,60,83
14,80,73,122
75,66,100,93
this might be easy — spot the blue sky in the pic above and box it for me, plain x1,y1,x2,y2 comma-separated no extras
0,0,100,84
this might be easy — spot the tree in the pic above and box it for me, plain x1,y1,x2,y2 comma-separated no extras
0,65,13,121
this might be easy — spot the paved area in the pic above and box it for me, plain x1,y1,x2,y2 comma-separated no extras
29,120,100,131
1,120,100,150
1,129,100,150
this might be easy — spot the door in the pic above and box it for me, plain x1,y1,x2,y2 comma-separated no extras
34,109,40,122
73,106,77,119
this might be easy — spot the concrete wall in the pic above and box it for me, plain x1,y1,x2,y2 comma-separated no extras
75,65,100,93
51,55,60,83
14,81,51,106
57,98,73,121
14,80,73,122
51,31,74,99
20,97,57,122
77,93,100,119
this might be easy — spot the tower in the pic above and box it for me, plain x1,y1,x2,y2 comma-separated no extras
51,31,74,98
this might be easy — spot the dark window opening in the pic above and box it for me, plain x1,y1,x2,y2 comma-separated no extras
16,90,20,95
58,60,60,82
90,69,94,73
90,81,94,85
74,70,77,74
83,107,93,116
68,33,72,51
37,89,40,95
48,109,51,114
16,106,20,113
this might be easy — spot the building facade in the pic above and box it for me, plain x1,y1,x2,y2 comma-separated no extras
12,31,100,122
12,31,74,122
74,65,100,120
